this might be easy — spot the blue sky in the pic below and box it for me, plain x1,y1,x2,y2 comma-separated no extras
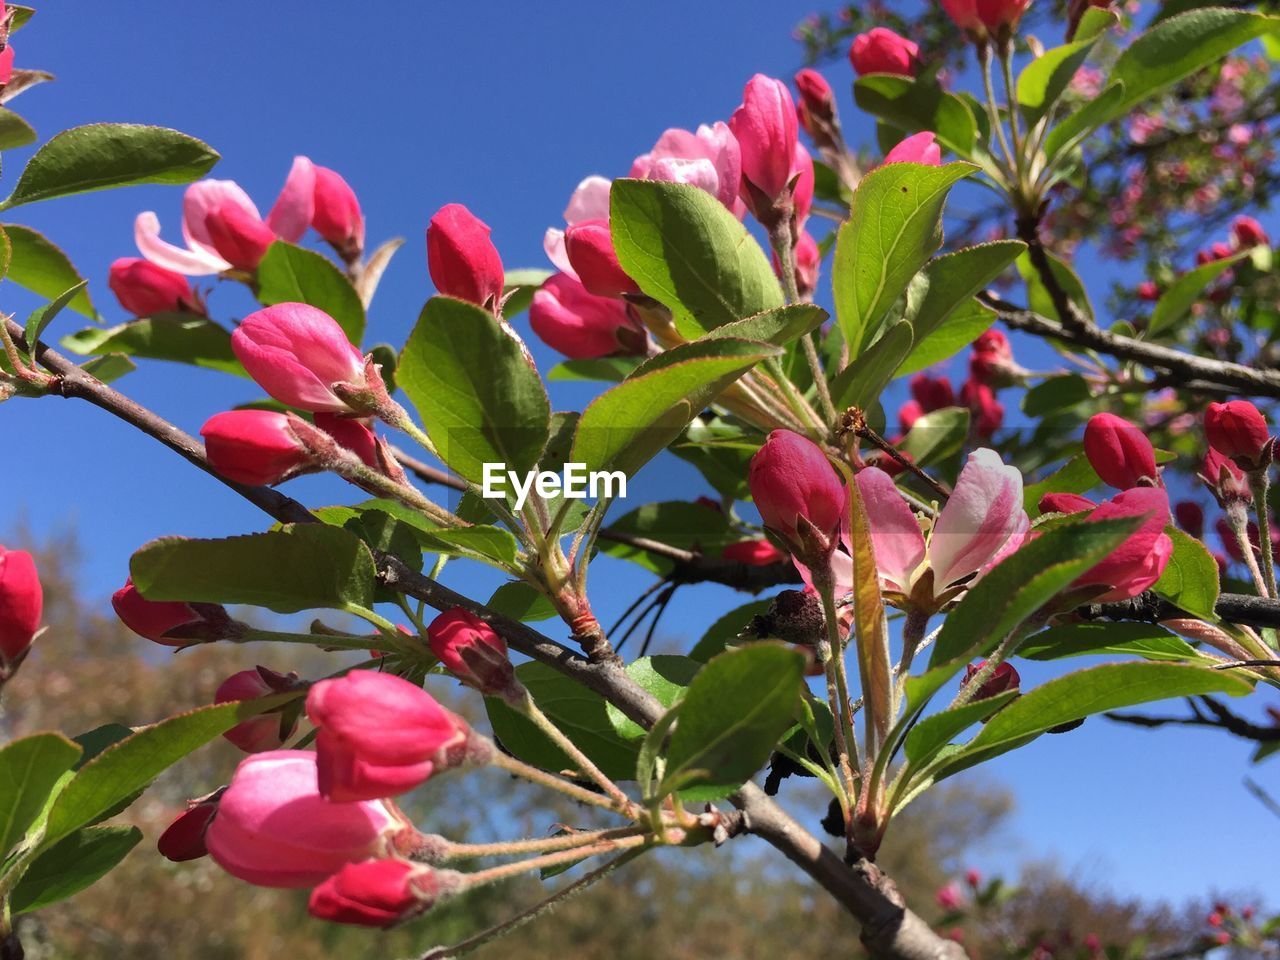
1,1,1276,908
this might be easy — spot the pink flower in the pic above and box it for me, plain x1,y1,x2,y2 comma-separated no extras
311,165,365,261
1231,215,1269,249
630,122,743,213
200,410,312,486
158,799,219,863
1073,488,1173,601
794,69,835,138
1174,501,1205,538
0,44,14,88
544,176,613,277
0,546,41,664
883,132,942,167
1201,449,1253,505
426,608,517,697
1083,412,1159,490
965,868,983,889
205,750,409,888
943,0,1032,34
1205,400,1270,467
936,882,963,910
721,539,786,566
426,203,505,309
314,413,380,470
135,157,315,275
961,660,1021,699
748,430,846,565
792,142,815,227
231,303,367,413
309,859,454,928
215,666,301,753
961,378,1004,438
306,672,471,802
730,74,800,205
111,577,233,647
911,373,956,412
564,218,640,297
1039,492,1096,514
849,28,921,77
1136,281,1160,301
856,449,1027,601
528,273,646,359
108,258,200,317
794,229,821,298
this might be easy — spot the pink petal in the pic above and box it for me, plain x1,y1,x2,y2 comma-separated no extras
183,180,261,255
134,211,230,276
854,468,926,593
563,175,612,225
929,448,1026,594
543,226,574,277
266,155,317,243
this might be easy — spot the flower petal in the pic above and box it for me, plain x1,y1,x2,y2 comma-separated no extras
929,448,1026,594
266,155,317,242
135,211,230,276
854,467,926,593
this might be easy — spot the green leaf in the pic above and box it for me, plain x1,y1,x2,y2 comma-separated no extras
702,303,828,347
486,582,557,622
502,268,552,318
79,354,136,383
829,320,914,411
43,697,296,847
0,107,37,151
548,357,640,383
10,826,142,915
399,295,551,485
904,690,1018,765
853,75,979,156
1041,83,1128,170
129,524,378,614
689,598,774,662
1016,12,1117,123
571,337,780,477
415,525,520,569
62,314,242,375
1147,252,1247,338
2,224,95,317
607,656,699,740
601,501,736,575
0,734,82,859
1022,375,1092,417
897,299,995,376
256,241,367,343
898,407,970,466
1017,250,1094,323
1020,622,1201,663
3,123,219,209
24,279,88,347
832,162,974,353
1151,526,1220,621
660,644,805,801
904,241,1025,346
1023,453,1099,514
610,179,783,338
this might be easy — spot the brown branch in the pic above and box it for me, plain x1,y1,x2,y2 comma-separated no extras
10,320,965,960
1015,217,1092,333
980,293,1280,398
1107,696,1280,743
1083,590,1280,630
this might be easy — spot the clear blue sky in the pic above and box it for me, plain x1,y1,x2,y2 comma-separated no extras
1,1,1276,909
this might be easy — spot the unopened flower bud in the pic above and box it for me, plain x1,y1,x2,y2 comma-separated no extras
215,666,302,753
426,608,520,698
111,577,237,647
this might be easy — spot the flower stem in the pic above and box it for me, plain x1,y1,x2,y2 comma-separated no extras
462,834,653,887
439,825,647,861
768,218,837,426
814,569,861,811
998,42,1025,182
489,748,633,816
979,44,1017,176
1249,471,1277,598
1227,504,1270,598
516,692,637,813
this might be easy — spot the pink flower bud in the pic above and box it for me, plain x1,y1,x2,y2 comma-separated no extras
306,672,471,802
1073,487,1173,601
201,410,312,486
311,165,365,261
969,329,1023,387
309,858,456,928
910,373,956,412
791,142,815,227
1231,215,1268,249
794,229,821,298
849,28,921,77
231,303,368,413
0,45,14,88
1205,400,1271,467
721,539,786,566
748,430,846,563
730,74,800,205
965,868,982,889
1201,449,1252,505
1083,413,1159,490
111,577,234,647
0,546,41,665
314,413,379,469
215,666,301,753
630,123,742,213
1136,281,1160,301
978,0,1032,31
898,399,925,434
1038,492,1095,515
794,68,834,137
1174,501,1204,538
936,882,962,910
204,199,277,271
529,273,646,359
941,0,984,32
108,258,199,317
961,379,1003,438
426,203,505,309
962,660,1021,700
205,750,409,888
426,608,518,697
883,132,942,167
158,798,219,862
564,218,640,297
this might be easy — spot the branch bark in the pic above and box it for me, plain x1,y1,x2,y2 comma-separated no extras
10,320,965,960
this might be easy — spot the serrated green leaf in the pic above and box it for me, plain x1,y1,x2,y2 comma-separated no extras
1019,622,1201,663
1151,526,1219,621
829,319,914,411
0,734,82,860
1147,252,1247,338
854,75,979,156
256,241,366,344
62,314,242,375
2,223,95,317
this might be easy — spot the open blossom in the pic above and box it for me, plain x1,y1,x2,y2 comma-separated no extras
108,258,200,317
884,132,942,167
849,28,920,77
306,672,472,802
544,176,612,277
205,750,411,888
0,546,41,665
528,272,646,359
630,122,743,214
111,577,234,647
855,449,1027,603
1083,412,1159,490
231,303,368,413
427,203,506,309
215,667,301,753
309,859,459,928
135,157,315,275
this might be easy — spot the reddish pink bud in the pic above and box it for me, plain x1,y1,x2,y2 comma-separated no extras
695,496,722,512
1039,492,1095,515
969,329,1023,387
310,165,365,260
849,28,921,77
0,546,41,665
898,400,925,434
1207,912,1223,928
794,230,821,298
977,0,1033,31
158,798,219,862
1201,449,1253,505
203,199,277,271
721,539,786,566
426,608,517,697
201,410,312,486
791,142,815,226
1136,281,1160,302
215,666,301,753
1243,905,1256,920
962,660,1020,699
0,45,14,88
1174,501,1204,538
730,74,800,204
309,858,455,928
426,203,505,309
564,218,639,297
1084,933,1102,953
965,868,982,889
936,883,962,910
1083,413,1159,490
314,413,379,469
1214,932,1231,946
910,373,956,412
108,258,199,317
884,132,942,167
941,0,984,32
111,577,234,647
1231,215,1269,249
961,379,1004,439
1073,487,1173,601
232,303,367,413
205,750,409,888
794,68,834,137
748,430,846,563
529,273,646,359
307,672,471,802
1205,400,1271,467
